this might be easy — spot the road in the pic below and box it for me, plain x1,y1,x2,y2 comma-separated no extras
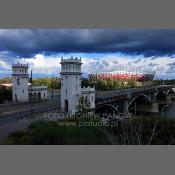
0,113,44,140
0,99,61,140
0,99,60,116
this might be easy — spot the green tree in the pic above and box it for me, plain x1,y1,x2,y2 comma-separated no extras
106,78,115,89
96,79,107,90
32,77,61,89
0,86,12,103
81,78,89,87
113,79,119,89
76,96,90,116
0,77,11,84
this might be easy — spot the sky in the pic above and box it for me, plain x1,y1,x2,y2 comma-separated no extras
0,29,175,79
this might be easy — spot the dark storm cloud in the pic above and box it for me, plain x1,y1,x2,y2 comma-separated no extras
168,62,175,70
1,29,175,57
133,58,141,63
148,63,159,67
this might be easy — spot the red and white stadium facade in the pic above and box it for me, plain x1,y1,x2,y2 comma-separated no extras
89,70,156,82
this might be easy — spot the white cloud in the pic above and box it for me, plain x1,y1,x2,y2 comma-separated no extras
0,52,175,79
0,60,10,69
20,54,61,75
81,54,175,79
0,59,11,74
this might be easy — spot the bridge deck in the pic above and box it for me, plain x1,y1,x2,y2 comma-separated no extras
95,85,174,105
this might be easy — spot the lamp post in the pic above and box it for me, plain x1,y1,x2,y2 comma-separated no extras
51,74,54,100
161,105,169,118
134,101,137,116
30,71,33,115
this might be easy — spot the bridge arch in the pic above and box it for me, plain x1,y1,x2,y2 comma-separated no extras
166,88,175,95
128,94,151,108
156,90,167,100
95,104,119,114
156,90,166,97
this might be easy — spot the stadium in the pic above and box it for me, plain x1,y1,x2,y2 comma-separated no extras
89,66,156,82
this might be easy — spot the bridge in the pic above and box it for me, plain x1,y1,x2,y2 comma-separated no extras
0,85,174,139
95,85,175,114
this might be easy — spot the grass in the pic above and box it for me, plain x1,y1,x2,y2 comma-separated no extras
1,116,175,145
0,118,109,145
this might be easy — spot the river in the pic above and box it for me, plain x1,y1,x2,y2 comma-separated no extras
164,104,175,118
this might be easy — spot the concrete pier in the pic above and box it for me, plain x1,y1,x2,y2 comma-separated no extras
122,100,129,113
151,93,157,102
150,102,159,113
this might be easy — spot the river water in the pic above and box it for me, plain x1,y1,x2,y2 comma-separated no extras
164,104,175,118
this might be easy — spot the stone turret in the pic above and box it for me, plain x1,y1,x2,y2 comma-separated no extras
12,63,29,103
60,56,82,112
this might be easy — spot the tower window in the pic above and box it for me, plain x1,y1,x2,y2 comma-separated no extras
66,89,67,94
66,76,67,79
76,85,77,91
23,90,24,93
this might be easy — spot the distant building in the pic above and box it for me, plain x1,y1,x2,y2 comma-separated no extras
89,70,156,82
60,56,95,113
47,89,60,100
29,85,48,101
81,86,95,109
0,83,12,88
12,63,48,103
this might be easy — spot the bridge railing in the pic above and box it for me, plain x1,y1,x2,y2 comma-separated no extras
95,85,174,105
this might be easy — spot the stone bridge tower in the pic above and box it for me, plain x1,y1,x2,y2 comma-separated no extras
12,63,29,103
60,56,82,113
